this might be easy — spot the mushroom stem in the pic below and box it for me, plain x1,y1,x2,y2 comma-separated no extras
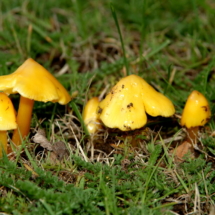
0,131,7,157
186,127,199,145
12,96,34,145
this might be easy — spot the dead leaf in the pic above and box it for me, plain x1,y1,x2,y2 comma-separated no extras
33,129,69,162
173,141,194,163
52,141,69,161
32,129,53,151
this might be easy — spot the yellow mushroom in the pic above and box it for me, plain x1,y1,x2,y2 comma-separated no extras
0,93,17,157
0,58,71,145
181,90,211,143
181,90,211,129
98,74,175,131
82,97,103,134
175,90,211,161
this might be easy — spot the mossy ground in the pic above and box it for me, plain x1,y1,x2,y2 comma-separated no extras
1,0,215,214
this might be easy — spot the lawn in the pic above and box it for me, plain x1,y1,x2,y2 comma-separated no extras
1,0,215,214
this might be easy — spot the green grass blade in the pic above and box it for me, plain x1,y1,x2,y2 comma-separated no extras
70,100,90,136
110,4,130,75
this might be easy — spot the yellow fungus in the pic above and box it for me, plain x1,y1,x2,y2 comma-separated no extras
98,75,175,131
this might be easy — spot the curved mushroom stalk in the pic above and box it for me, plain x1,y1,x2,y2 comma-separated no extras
12,97,34,145
186,127,199,145
0,131,8,157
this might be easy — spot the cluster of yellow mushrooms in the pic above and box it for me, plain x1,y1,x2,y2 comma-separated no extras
0,58,211,161
83,75,211,133
83,75,211,160
0,58,71,157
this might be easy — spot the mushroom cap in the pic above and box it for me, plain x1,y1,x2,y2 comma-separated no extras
82,97,103,134
0,92,17,130
98,74,175,131
0,58,71,104
181,90,211,128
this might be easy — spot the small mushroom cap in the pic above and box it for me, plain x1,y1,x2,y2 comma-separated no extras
181,90,211,128
0,58,71,104
98,75,175,131
82,97,103,134
0,92,17,130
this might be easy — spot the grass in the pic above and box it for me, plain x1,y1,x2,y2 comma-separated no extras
1,0,215,214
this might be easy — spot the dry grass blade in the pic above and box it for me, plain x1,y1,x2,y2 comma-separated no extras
69,125,88,162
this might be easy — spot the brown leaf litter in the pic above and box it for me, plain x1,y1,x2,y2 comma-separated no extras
32,129,69,161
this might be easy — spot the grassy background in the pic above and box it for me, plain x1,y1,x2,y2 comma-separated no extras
1,0,215,214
